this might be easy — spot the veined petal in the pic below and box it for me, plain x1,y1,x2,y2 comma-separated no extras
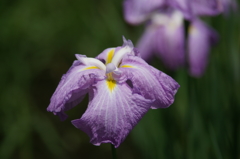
124,0,166,25
71,80,152,148
47,60,105,120
188,19,218,77
119,55,180,109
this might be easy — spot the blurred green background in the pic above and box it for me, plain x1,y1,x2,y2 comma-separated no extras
0,0,239,158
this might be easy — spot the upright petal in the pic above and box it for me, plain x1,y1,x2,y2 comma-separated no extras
123,0,166,25
47,60,105,120
96,36,136,64
188,19,218,77
72,81,152,148
119,55,180,109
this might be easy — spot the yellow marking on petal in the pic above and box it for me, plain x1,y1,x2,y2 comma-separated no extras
83,66,99,70
106,80,117,92
105,50,116,92
106,72,116,92
106,49,115,64
121,65,134,68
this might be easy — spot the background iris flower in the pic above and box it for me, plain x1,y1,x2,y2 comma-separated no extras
47,37,180,148
123,0,236,77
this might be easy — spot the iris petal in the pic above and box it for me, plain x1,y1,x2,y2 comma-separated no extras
119,55,180,109
47,60,105,120
188,19,218,77
71,81,152,148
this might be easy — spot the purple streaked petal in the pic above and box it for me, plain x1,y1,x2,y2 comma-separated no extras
188,19,218,77
71,80,152,148
123,0,166,25
119,55,180,109
47,60,105,120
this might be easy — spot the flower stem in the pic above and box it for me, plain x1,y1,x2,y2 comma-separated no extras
111,144,117,159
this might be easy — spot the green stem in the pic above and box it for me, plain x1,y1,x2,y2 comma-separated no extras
111,144,117,159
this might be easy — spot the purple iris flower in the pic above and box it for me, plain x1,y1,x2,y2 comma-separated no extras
124,0,186,70
123,0,226,77
47,37,180,148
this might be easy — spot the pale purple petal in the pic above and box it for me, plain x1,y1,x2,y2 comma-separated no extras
71,81,152,148
188,19,218,77
119,55,180,109
47,60,105,120
123,0,166,25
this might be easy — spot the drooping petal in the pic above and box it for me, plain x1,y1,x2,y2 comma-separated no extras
119,55,180,109
123,0,166,25
155,11,185,70
71,80,153,148
188,19,218,77
47,60,105,121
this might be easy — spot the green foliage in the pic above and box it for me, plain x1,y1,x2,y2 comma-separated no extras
0,0,239,158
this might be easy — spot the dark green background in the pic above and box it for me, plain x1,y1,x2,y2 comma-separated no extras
0,0,239,158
